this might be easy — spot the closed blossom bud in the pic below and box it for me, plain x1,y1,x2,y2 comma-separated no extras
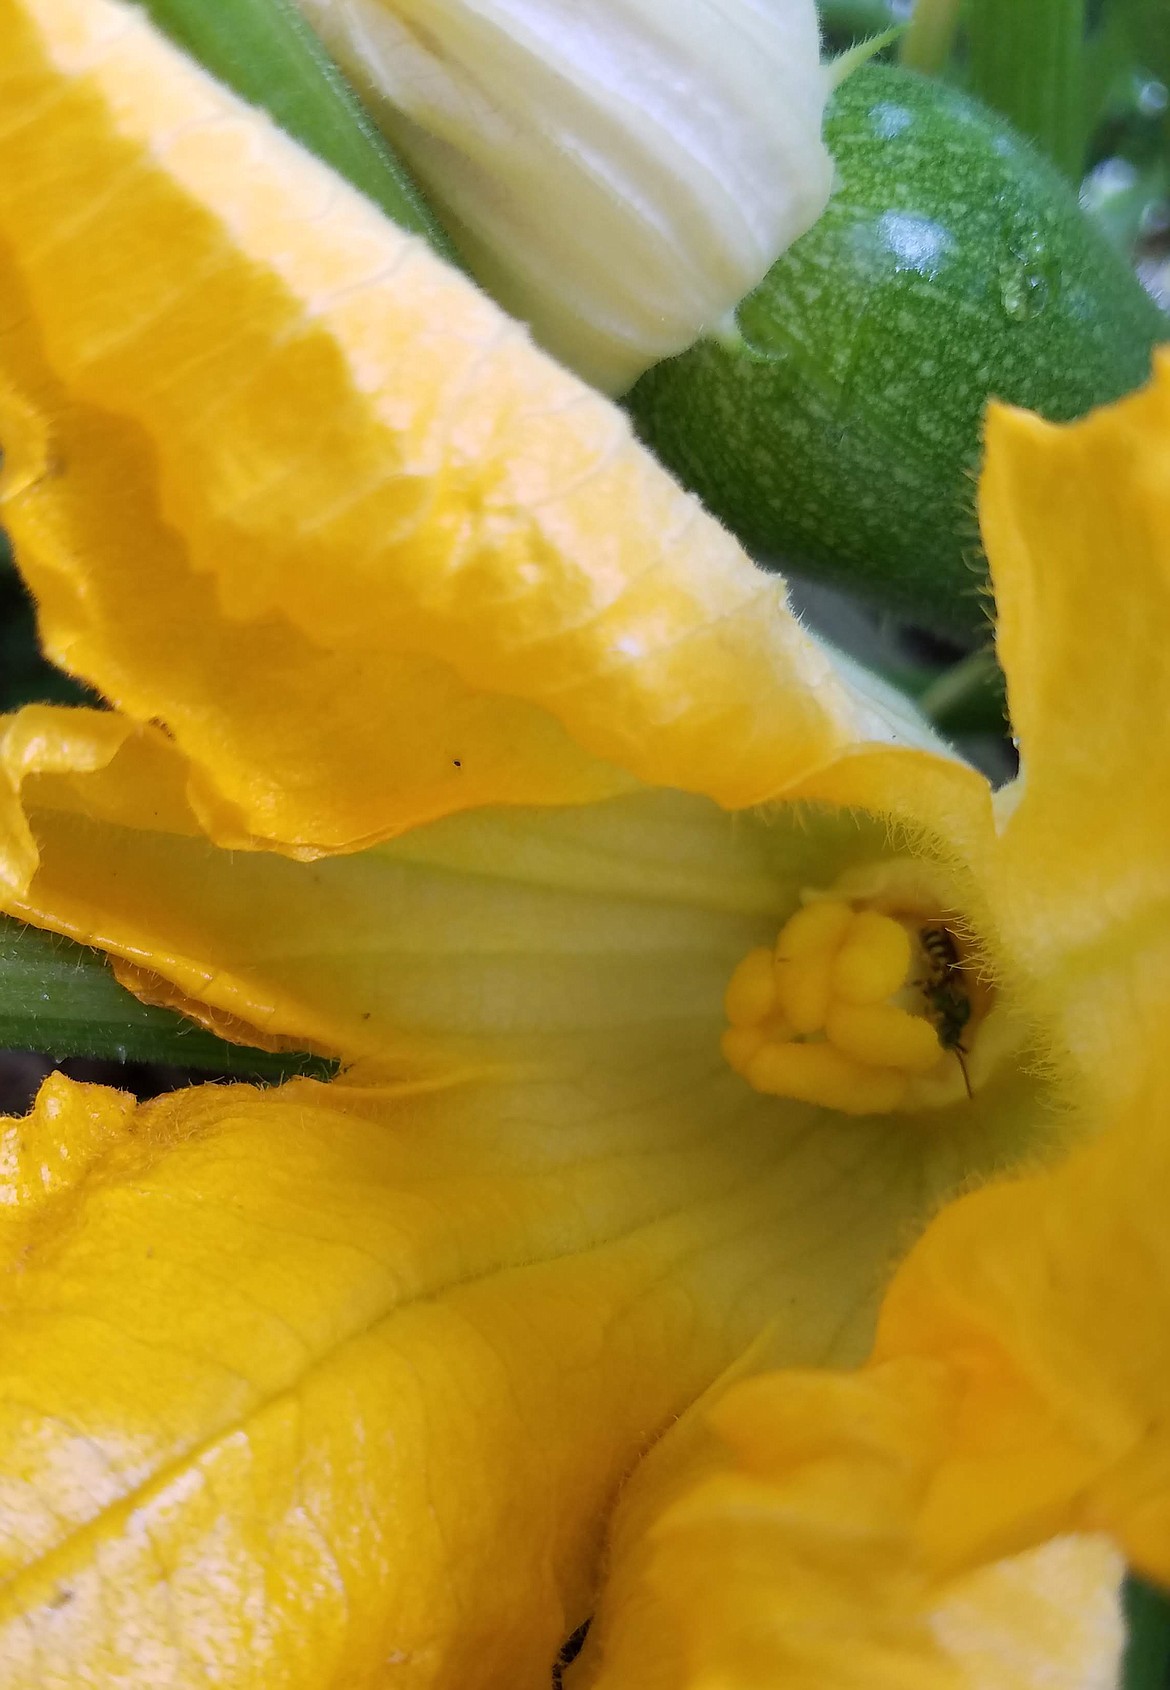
291,0,833,392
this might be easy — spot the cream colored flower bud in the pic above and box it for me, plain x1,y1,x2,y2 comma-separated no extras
292,0,833,392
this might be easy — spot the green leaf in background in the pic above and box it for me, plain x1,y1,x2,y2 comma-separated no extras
1114,0,1170,91
138,0,455,260
627,63,1165,642
0,915,332,1081
1124,1575,1170,1690
966,0,1088,179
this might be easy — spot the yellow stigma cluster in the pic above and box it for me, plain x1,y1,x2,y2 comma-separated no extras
722,898,960,1116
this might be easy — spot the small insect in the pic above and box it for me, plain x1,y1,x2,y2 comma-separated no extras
917,924,974,1099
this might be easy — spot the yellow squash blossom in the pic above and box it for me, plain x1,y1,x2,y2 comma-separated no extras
0,2,1165,1686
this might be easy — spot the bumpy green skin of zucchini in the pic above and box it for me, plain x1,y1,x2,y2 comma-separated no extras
626,64,1165,642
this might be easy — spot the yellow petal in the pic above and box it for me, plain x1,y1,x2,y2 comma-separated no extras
929,1537,1126,1690
984,353,1170,931
981,353,1170,1089
791,746,997,880
872,1076,1170,1583
0,1007,1006,1689
579,1067,1170,1690
574,1360,1125,1690
0,0,868,856
1,706,1052,1174
0,705,806,1066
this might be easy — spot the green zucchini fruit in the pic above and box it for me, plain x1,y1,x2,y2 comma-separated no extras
626,64,1165,640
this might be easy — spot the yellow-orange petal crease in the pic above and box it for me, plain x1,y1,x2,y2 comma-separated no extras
0,0,883,856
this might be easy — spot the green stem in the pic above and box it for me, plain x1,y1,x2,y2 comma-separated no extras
0,917,332,1081
899,0,963,75
918,649,1008,735
139,0,454,259
966,0,1088,179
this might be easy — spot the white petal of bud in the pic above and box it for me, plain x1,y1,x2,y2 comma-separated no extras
292,0,833,391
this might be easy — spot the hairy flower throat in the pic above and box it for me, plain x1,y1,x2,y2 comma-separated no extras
723,881,992,1116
